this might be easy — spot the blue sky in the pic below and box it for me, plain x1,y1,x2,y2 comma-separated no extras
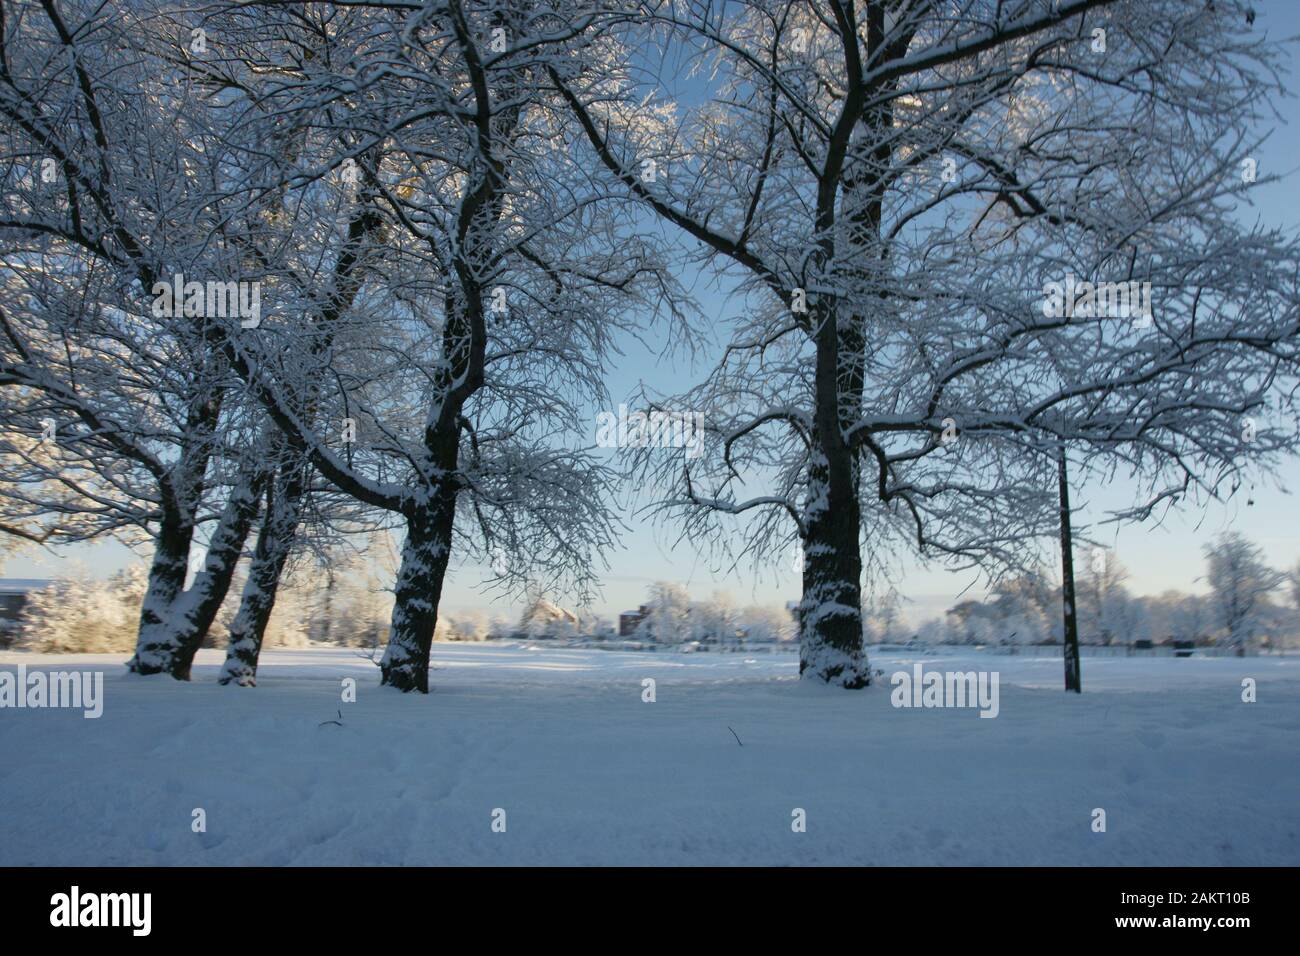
7,1,1300,627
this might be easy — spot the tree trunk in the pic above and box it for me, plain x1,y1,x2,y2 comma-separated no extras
126,513,194,675
166,472,266,680
379,479,458,693
1058,446,1082,693
218,464,305,686
799,453,869,686
127,389,223,675
799,313,870,688
794,67,887,688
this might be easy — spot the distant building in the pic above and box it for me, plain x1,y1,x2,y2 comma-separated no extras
0,579,50,647
619,605,650,637
0,579,49,621
516,597,579,638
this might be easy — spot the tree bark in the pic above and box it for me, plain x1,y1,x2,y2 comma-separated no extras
218,462,306,686
799,444,869,686
798,303,870,688
127,384,224,674
379,478,458,693
167,471,266,680
793,32,889,688
126,512,194,674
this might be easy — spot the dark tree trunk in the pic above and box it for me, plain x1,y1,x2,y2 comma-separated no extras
127,387,224,675
799,445,869,686
218,464,305,686
167,472,266,680
794,40,889,688
1058,446,1082,693
798,304,870,688
126,512,194,675
379,478,458,693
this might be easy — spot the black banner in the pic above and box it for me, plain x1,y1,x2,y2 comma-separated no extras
0,866,1285,940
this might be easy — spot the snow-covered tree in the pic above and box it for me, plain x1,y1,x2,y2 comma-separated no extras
0,1,677,692
190,0,679,691
690,591,739,646
990,574,1060,645
863,590,906,645
914,616,947,646
14,565,149,653
1144,590,1206,645
636,582,693,644
555,0,1300,691
5,0,1300,704
438,610,490,643
0,0,283,679
1204,531,1284,654
741,604,796,644
1075,549,1137,645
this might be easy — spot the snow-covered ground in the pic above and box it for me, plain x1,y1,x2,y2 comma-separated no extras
1,643,1296,866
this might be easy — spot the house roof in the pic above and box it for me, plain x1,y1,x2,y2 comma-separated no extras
518,597,578,627
0,578,51,594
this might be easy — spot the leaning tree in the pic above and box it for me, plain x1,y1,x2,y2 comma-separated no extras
185,0,682,691
0,0,289,678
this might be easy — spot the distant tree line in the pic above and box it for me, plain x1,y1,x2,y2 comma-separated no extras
889,532,1298,652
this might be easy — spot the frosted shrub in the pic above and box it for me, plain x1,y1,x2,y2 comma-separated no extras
741,605,795,644
442,612,490,642
15,565,148,653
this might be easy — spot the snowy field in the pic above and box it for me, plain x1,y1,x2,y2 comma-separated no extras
1,642,1297,866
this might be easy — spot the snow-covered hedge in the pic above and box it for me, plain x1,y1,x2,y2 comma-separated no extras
13,565,149,653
